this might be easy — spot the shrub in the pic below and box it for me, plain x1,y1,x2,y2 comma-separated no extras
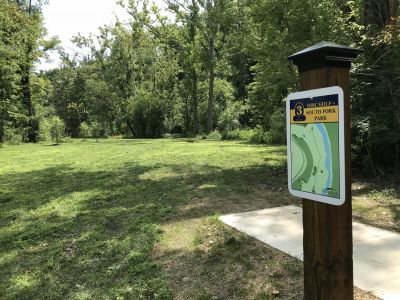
4,128,23,145
219,127,272,144
217,101,247,132
221,129,254,142
249,127,271,144
90,121,102,141
8,134,23,145
126,91,166,138
49,116,65,144
207,130,222,140
39,116,65,144
79,122,91,138
268,108,286,144
39,118,51,141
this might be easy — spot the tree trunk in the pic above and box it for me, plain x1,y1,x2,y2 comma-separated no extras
0,116,4,143
389,0,399,24
21,59,38,142
192,70,199,134
206,38,215,133
21,0,37,142
21,64,33,117
126,120,135,137
364,0,399,27
185,96,190,134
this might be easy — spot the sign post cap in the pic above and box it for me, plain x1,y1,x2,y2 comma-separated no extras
288,41,362,71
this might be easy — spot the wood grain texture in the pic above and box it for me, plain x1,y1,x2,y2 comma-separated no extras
299,67,353,300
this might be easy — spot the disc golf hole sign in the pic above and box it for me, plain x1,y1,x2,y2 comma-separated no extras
286,86,345,205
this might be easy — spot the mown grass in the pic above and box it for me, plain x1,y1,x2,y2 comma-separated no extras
0,138,391,299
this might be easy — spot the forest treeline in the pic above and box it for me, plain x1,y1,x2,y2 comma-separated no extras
0,0,399,175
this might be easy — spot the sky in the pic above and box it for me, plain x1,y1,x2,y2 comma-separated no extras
38,0,166,71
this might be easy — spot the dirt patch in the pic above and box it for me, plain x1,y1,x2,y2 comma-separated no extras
352,181,400,233
176,190,300,221
155,217,379,299
154,217,303,299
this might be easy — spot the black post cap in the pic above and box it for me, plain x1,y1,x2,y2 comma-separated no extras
288,41,362,72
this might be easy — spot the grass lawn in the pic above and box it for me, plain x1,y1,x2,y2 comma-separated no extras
0,138,397,299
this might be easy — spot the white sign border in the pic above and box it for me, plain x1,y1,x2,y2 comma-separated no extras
286,86,345,206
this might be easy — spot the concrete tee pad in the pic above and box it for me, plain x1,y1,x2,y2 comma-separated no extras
220,205,400,300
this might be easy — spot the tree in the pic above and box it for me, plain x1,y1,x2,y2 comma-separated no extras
351,0,400,174
246,0,357,130
15,0,45,142
166,0,235,133
0,0,32,142
0,0,57,142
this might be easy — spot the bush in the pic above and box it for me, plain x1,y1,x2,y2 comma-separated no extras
4,128,23,145
207,130,222,140
217,101,247,132
79,122,91,138
126,91,166,138
39,116,65,144
206,126,280,145
268,108,286,144
39,118,51,141
90,121,102,141
249,127,271,144
221,129,254,142
9,134,23,145
219,127,272,144
49,116,65,144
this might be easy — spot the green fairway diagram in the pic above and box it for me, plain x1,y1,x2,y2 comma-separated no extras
290,123,340,198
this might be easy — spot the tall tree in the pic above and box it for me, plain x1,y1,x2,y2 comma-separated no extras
0,0,28,142
351,0,400,174
166,0,235,133
15,0,44,141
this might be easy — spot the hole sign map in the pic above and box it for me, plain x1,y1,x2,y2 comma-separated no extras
286,86,346,206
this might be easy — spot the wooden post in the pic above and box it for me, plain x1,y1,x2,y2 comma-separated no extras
288,42,362,300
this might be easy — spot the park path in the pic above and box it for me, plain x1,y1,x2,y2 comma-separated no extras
220,205,400,300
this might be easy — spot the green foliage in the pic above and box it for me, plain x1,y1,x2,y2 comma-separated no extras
217,100,248,132
39,116,66,144
79,121,91,138
4,128,23,145
268,108,286,144
126,91,166,138
350,6,400,174
90,121,103,140
220,128,271,144
0,0,53,142
207,130,222,140
248,127,272,144
49,116,65,144
246,0,358,130
221,129,253,141
0,0,29,142
38,117,51,141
